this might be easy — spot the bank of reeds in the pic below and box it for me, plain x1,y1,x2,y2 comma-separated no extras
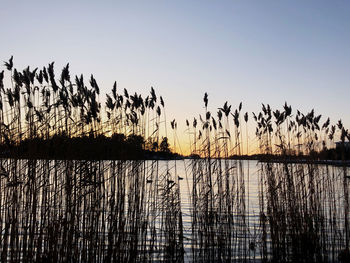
0,57,185,262
0,57,349,262
0,57,173,160
253,103,350,262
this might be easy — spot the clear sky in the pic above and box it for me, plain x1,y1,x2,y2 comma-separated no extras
1,0,349,153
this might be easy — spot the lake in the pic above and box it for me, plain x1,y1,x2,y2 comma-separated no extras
0,159,348,262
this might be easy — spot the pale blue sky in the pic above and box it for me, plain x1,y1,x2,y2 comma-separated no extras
1,0,349,149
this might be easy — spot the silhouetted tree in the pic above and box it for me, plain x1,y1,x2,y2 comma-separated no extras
160,137,170,153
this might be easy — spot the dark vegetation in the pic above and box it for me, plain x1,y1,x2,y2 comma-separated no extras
0,56,349,262
0,56,178,160
183,93,350,262
0,56,349,160
0,134,178,160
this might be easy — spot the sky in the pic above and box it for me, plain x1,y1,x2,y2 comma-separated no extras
1,0,349,154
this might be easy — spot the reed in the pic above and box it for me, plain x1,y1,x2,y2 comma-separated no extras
0,57,349,262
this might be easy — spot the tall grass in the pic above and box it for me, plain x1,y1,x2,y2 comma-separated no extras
0,57,349,262
253,103,350,262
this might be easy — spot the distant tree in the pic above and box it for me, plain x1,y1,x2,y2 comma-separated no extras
152,141,158,151
160,137,170,153
112,133,126,143
126,134,144,150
